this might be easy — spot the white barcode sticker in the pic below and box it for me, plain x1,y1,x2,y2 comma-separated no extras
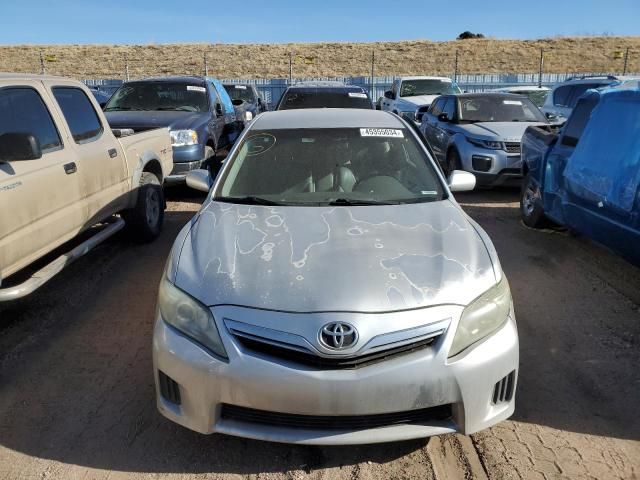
235,85,248,89
187,86,206,92
348,92,367,98
360,128,404,138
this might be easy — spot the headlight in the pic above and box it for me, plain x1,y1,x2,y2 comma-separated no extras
466,136,503,150
170,129,198,147
244,111,254,121
449,278,511,357
158,277,227,359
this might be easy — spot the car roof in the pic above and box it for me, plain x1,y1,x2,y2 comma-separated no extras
493,86,550,92
447,92,530,99
126,76,206,84
398,76,454,82
0,72,75,82
252,108,405,130
292,80,348,88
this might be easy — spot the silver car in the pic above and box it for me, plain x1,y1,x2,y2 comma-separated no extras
421,93,548,187
153,109,519,444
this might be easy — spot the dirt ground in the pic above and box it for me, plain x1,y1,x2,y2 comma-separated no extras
0,187,638,480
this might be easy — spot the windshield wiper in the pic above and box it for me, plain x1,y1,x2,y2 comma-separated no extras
214,195,284,206
104,106,143,111
327,198,397,206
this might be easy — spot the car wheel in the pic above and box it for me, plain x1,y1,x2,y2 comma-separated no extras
520,173,547,228
123,172,164,242
446,148,462,175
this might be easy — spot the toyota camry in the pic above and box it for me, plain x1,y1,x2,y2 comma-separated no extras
153,108,519,444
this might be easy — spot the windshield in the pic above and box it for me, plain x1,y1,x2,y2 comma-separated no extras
277,89,372,110
400,80,461,97
458,95,547,123
215,127,444,205
224,84,256,103
104,82,209,112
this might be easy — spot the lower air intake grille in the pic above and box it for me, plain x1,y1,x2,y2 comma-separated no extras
158,371,181,405
492,370,516,404
220,403,452,430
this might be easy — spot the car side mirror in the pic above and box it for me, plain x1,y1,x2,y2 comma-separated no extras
438,113,450,122
258,98,263,105
0,132,42,162
384,90,394,99
448,170,476,192
186,169,212,193
215,104,224,116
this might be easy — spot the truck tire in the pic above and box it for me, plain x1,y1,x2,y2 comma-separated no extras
123,172,164,242
205,146,222,178
520,173,548,228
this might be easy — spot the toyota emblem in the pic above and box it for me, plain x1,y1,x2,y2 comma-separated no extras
319,322,358,350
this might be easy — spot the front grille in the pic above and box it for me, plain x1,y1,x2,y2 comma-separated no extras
220,403,452,430
112,125,160,133
504,142,521,154
170,161,201,175
492,371,516,404
235,335,438,370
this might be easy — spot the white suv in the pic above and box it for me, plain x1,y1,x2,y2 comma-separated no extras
541,75,636,122
381,76,461,122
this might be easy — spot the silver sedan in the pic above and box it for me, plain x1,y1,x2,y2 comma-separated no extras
153,108,519,444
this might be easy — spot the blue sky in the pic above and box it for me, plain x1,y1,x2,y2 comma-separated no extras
0,0,638,44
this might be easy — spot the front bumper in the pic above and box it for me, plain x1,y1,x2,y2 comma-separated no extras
153,305,518,444
457,141,523,187
165,144,208,184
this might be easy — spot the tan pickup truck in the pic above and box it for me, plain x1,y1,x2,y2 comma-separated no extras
0,73,173,301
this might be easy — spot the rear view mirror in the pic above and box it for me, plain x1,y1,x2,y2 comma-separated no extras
0,132,42,162
186,169,212,193
448,170,476,192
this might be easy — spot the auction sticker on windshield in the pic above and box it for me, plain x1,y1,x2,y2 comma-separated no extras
360,128,404,138
348,92,368,98
187,86,206,92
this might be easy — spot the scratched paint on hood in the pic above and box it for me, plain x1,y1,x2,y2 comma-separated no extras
175,199,496,312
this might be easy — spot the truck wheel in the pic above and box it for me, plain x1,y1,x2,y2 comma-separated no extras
446,148,461,175
123,172,164,242
520,173,547,228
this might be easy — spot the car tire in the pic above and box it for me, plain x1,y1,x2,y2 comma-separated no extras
123,172,164,242
520,173,548,228
446,148,462,175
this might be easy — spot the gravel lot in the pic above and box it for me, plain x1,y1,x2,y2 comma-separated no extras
0,187,638,480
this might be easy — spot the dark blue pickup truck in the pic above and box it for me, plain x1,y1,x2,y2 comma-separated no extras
105,76,243,183
520,86,640,265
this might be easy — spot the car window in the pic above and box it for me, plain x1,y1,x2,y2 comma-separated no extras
553,85,573,107
224,84,256,103
458,95,546,123
52,87,103,143
430,98,445,116
104,82,209,112
442,98,456,119
566,83,608,109
277,88,372,110
560,95,599,147
209,86,223,114
0,87,62,153
399,79,461,97
216,127,444,205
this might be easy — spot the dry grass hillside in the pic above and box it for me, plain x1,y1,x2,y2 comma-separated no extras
1,36,639,79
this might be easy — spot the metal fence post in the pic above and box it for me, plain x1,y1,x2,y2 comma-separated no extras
125,54,130,81
39,52,46,75
538,49,544,88
370,50,375,99
453,50,459,83
623,47,629,75
289,52,293,85
204,52,208,77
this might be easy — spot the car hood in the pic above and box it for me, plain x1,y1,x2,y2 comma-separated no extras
104,110,209,130
174,200,497,312
399,95,439,107
458,122,545,141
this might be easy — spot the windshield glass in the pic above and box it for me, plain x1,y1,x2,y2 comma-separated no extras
400,80,461,97
224,84,256,103
216,128,444,205
104,82,209,112
458,95,547,123
278,89,372,110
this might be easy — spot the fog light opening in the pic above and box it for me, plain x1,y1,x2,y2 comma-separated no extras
472,155,493,172
158,370,182,405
